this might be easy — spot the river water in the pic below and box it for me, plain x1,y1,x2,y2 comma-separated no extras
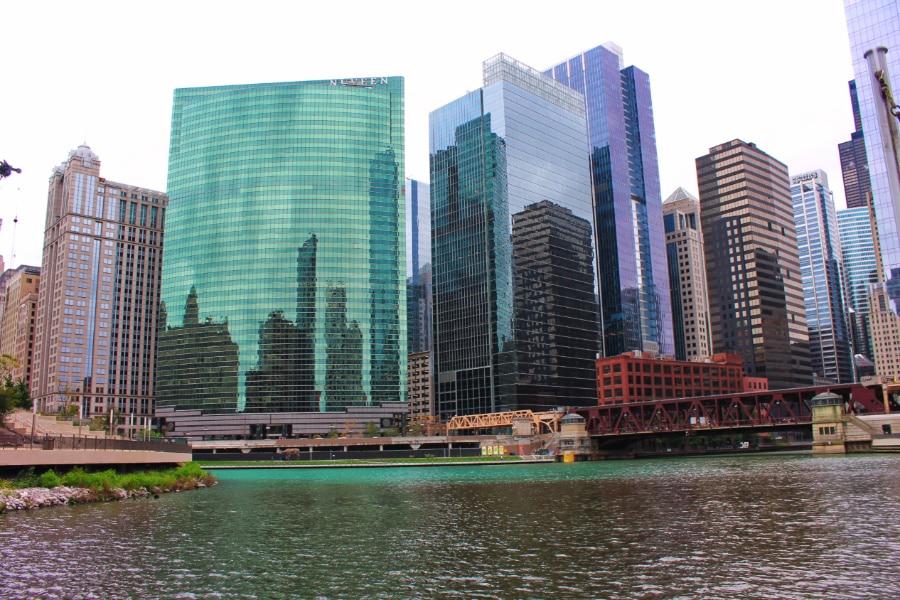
2,453,899,599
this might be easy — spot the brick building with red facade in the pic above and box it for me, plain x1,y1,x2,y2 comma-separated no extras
596,352,768,405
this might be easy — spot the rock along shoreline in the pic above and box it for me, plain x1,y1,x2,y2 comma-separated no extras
0,480,213,513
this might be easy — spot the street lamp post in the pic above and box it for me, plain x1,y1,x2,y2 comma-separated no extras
31,400,37,449
78,392,83,441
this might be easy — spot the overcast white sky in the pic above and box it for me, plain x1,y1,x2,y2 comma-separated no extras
0,0,857,268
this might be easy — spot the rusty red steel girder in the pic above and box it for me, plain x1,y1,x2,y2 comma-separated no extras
573,383,883,436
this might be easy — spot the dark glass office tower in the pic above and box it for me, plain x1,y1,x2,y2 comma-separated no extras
430,54,598,419
545,44,673,357
697,140,811,390
159,77,405,414
838,205,881,372
406,179,432,355
791,170,853,384
839,81,873,210
511,201,599,400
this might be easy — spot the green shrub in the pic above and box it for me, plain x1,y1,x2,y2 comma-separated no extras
60,467,116,491
118,472,155,491
40,470,61,488
7,463,214,494
14,467,39,489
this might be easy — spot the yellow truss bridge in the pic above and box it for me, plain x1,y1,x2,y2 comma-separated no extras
446,410,564,434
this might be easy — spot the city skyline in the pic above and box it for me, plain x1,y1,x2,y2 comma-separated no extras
1,1,859,268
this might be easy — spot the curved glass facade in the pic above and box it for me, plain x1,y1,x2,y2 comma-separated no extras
158,78,405,414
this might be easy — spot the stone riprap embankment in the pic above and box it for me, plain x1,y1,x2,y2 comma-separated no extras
0,483,208,513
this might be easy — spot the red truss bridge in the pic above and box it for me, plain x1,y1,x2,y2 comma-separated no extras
572,383,885,442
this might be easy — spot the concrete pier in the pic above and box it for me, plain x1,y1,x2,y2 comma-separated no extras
811,391,900,454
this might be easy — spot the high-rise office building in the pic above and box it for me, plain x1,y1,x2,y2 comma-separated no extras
0,265,40,386
696,140,811,390
430,54,598,419
407,350,432,421
406,178,432,355
158,77,406,416
838,204,882,368
844,0,900,313
546,43,673,357
791,170,853,383
31,145,167,423
839,81,873,210
663,187,712,361
868,283,900,378
0,254,7,327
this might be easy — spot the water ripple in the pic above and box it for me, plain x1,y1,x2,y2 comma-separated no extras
2,454,900,598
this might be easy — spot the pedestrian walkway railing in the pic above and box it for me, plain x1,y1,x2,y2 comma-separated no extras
0,432,190,454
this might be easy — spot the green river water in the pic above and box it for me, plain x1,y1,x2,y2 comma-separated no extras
2,453,899,599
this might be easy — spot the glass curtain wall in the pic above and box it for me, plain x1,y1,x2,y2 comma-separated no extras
158,78,405,414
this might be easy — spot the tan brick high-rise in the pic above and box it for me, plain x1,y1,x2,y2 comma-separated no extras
663,188,712,360
31,145,167,430
0,265,41,386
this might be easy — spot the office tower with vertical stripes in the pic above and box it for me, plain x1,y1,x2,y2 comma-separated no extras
158,77,406,416
697,140,811,390
663,187,712,361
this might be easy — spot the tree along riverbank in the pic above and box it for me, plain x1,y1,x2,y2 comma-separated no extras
0,462,216,513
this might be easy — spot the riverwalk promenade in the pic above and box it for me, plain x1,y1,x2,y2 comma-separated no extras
2,410,192,468
1,446,192,467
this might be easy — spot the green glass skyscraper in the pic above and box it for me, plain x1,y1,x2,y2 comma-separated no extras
158,77,405,415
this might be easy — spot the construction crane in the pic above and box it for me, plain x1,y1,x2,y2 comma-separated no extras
0,160,21,180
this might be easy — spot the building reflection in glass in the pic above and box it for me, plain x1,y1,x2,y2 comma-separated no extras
156,286,239,412
325,283,364,405
431,55,597,419
512,201,599,405
159,78,406,414
369,150,403,404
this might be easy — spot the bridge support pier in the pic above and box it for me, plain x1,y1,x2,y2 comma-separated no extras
811,392,846,454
